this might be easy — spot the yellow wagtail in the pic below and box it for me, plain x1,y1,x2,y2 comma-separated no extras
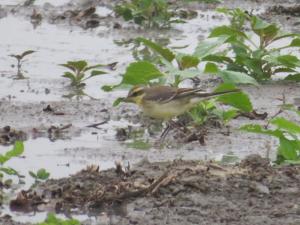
124,85,240,141
124,85,240,120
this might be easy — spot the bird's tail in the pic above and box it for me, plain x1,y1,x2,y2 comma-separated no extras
188,89,240,105
194,89,241,98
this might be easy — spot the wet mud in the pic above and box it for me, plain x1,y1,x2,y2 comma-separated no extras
4,155,300,225
0,0,300,224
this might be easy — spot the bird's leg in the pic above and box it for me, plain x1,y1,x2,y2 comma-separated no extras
159,122,171,142
158,119,184,142
153,122,172,148
156,119,190,147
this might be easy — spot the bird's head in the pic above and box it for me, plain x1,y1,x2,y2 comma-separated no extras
124,86,146,106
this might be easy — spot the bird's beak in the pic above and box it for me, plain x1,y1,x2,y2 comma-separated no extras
123,97,133,103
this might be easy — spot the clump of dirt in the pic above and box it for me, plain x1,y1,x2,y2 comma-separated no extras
0,126,27,145
0,215,25,225
0,123,76,145
49,6,110,29
266,5,300,16
8,155,300,225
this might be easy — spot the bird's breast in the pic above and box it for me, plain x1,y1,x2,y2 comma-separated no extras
141,99,193,120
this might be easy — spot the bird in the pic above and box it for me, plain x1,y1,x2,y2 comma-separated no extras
124,85,240,141
124,85,240,120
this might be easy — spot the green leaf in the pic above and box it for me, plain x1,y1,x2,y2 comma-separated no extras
20,50,35,59
169,19,186,24
101,85,114,92
29,171,37,179
217,70,258,85
59,64,76,73
0,167,19,176
36,168,50,180
90,70,107,76
215,83,252,112
133,15,144,25
271,117,300,134
120,8,133,21
84,64,105,71
37,213,80,225
113,97,125,106
194,36,229,60
0,141,24,164
290,38,300,47
278,137,299,160
273,33,300,42
251,15,271,30
101,83,132,92
274,68,296,73
67,60,88,72
6,141,24,158
277,55,300,68
209,25,247,39
204,62,219,74
242,58,265,79
178,55,200,70
0,156,6,165
136,37,175,62
240,124,283,138
284,73,300,82
62,72,76,83
202,54,233,64
222,109,239,122
122,61,164,85
251,16,279,40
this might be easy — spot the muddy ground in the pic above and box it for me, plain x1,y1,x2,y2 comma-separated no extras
2,155,300,225
0,0,300,224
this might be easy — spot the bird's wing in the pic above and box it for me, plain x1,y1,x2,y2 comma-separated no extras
143,86,178,103
143,86,239,104
176,88,239,99
144,87,206,103
176,88,203,98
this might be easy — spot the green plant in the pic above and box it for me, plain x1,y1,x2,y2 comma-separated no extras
103,38,254,115
37,213,80,225
196,8,300,82
114,0,183,28
0,141,24,180
104,37,257,90
189,100,238,125
114,37,171,63
60,60,107,88
9,50,35,79
29,168,50,182
240,106,300,164
0,141,24,202
189,83,251,125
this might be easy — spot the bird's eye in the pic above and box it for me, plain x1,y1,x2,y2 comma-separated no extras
130,90,143,97
131,92,139,97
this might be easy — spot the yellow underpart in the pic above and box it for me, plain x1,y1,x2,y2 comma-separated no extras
141,98,197,120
